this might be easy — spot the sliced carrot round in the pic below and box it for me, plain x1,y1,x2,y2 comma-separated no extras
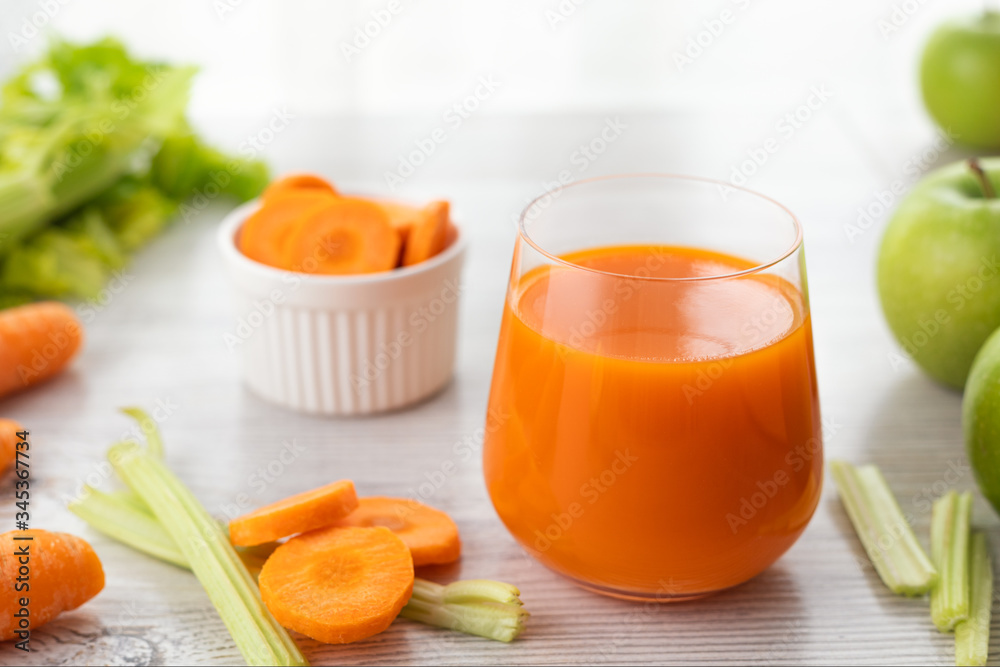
229,480,359,547
332,496,461,566
262,174,338,203
259,526,414,644
238,191,335,269
285,198,400,275
402,201,449,267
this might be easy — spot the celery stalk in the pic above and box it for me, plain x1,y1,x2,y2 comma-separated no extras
68,485,187,568
955,532,992,666
931,491,973,632
830,461,937,595
401,578,529,642
109,442,306,666
120,406,164,457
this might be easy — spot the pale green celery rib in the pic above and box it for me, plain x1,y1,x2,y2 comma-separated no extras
931,491,973,632
71,487,274,579
108,442,307,667
955,532,992,666
830,461,937,595
69,486,187,568
442,579,523,605
119,406,164,458
400,597,528,643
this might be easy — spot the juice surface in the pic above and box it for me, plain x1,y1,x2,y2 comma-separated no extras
483,245,822,597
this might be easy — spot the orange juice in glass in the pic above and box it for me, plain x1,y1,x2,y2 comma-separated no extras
483,174,822,600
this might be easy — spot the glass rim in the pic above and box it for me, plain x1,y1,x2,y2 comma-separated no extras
517,173,804,283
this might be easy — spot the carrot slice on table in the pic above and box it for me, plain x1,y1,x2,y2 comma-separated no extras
0,419,23,474
0,529,104,641
0,302,83,400
285,197,400,275
332,496,461,566
238,190,335,269
262,173,338,203
259,526,414,644
402,201,450,267
229,479,359,547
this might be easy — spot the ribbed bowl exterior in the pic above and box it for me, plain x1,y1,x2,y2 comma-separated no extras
219,201,466,416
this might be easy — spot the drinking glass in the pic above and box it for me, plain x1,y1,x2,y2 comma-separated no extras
483,174,822,601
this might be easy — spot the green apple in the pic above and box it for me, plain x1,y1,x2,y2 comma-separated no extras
921,12,1000,148
964,325,1000,514
878,158,1000,388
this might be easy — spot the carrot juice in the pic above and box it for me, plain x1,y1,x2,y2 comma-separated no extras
483,244,822,599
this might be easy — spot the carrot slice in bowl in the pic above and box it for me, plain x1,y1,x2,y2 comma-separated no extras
238,190,335,269
402,201,449,267
331,496,461,566
229,479,359,547
262,173,338,203
259,526,414,644
286,197,400,275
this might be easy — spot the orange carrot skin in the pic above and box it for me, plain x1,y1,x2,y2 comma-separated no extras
0,302,83,400
229,479,359,547
0,419,24,474
259,526,413,644
0,530,105,641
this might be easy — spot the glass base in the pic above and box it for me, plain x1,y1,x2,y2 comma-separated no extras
555,569,728,603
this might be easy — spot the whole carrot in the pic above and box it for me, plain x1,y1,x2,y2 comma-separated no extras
0,419,24,474
0,529,105,641
0,302,83,399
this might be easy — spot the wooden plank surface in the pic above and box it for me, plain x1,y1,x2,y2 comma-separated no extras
0,111,993,666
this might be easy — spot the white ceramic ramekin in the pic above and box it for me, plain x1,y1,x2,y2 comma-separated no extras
218,200,466,416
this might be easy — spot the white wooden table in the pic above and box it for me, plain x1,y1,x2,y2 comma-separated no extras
0,110,993,666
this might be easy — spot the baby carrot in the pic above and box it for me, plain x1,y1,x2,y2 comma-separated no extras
0,419,23,474
0,302,83,399
0,529,104,641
